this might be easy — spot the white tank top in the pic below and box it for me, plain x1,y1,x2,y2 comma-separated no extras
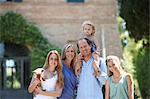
33,72,58,99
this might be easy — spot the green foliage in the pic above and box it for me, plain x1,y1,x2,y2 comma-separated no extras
0,11,61,70
117,16,129,49
117,17,126,34
122,37,150,98
0,11,27,43
133,47,150,99
118,1,150,98
121,38,147,98
118,0,149,42
122,39,137,74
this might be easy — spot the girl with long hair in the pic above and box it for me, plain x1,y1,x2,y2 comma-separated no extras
28,50,64,99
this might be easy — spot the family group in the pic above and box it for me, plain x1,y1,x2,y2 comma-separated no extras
28,21,134,99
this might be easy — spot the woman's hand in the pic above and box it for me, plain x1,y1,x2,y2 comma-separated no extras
34,86,43,95
33,78,41,86
28,75,41,93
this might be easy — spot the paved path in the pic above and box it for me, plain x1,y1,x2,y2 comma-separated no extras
0,90,32,99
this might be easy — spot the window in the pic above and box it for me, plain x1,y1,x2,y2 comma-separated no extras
0,0,22,3
14,0,22,2
67,0,84,3
0,0,6,2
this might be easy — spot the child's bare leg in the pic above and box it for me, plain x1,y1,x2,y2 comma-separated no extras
92,60,100,77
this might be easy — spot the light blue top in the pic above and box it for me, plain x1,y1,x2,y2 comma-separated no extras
108,74,128,99
76,57,107,99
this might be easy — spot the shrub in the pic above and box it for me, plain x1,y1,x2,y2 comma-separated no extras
0,11,61,70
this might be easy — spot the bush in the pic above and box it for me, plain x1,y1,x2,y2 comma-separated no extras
134,47,150,99
0,11,61,71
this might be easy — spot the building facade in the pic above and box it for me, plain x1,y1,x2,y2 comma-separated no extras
0,0,122,99
0,0,122,58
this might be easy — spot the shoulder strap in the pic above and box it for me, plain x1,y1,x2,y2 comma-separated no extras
99,58,101,68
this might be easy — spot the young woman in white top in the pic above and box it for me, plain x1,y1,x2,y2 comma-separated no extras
28,50,64,99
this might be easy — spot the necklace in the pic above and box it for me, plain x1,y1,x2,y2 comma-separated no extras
44,70,55,79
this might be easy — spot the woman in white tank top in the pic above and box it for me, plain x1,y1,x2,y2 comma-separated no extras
28,50,64,99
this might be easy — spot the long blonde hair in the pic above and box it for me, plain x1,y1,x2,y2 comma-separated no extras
106,55,125,77
43,50,64,88
61,44,76,70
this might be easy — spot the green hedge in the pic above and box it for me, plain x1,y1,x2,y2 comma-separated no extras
0,11,61,70
134,47,150,99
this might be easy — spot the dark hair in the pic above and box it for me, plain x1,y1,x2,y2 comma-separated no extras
77,37,94,53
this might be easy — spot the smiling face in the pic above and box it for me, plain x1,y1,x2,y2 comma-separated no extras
48,53,58,71
78,39,91,57
106,56,121,75
65,46,75,61
107,59,116,73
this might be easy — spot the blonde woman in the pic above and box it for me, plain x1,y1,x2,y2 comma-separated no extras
58,44,77,99
28,50,64,99
105,55,134,99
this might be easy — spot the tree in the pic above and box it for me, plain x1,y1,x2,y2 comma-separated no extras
118,0,149,43
0,11,61,70
118,0,150,98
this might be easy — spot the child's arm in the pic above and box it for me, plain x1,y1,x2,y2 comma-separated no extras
126,74,134,99
105,80,110,99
